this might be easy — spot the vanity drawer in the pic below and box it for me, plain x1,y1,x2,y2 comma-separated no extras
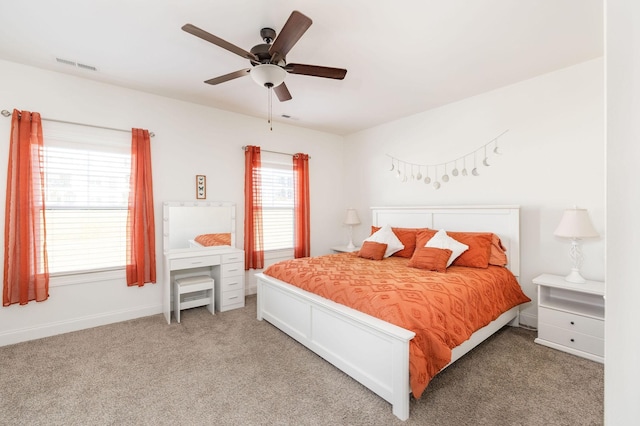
221,262,243,277
222,252,244,264
171,255,220,271
538,323,604,357
219,288,244,309
220,275,244,292
538,307,604,338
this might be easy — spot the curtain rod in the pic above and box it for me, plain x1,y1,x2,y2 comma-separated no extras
1,109,155,137
241,145,310,158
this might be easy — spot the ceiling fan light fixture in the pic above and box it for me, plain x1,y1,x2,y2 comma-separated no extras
250,64,286,88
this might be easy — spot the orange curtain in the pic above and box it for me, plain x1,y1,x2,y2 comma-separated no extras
3,109,49,306
293,153,310,258
126,128,156,287
244,146,264,270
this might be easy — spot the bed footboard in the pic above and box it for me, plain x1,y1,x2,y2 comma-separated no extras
256,271,520,421
256,273,415,421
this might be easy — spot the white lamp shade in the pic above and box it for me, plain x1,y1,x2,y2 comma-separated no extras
250,64,286,88
554,208,599,239
344,208,361,226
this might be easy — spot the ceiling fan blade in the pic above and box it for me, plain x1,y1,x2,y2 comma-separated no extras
269,11,312,63
204,68,251,85
284,63,347,80
274,83,292,102
182,24,257,61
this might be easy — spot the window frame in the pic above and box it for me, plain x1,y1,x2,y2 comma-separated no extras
41,121,131,284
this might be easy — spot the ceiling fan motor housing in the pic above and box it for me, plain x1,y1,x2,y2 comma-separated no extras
250,44,285,66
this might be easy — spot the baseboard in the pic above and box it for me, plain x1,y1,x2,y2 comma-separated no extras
0,304,162,347
518,311,537,330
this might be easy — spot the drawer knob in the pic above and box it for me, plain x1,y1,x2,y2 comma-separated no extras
570,338,575,343
570,321,575,325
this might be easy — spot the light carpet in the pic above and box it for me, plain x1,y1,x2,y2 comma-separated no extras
0,295,603,425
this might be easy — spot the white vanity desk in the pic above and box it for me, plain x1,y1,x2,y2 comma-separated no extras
162,201,245,324
163,246,244,323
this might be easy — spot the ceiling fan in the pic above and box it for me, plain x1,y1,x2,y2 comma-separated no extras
182,10,347,102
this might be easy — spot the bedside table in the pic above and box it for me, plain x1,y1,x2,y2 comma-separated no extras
331,245,360,253
533,273,604,363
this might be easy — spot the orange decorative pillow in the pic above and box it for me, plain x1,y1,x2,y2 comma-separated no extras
415,229,438,249
447,232,493,268
408,247,453,272
489,234,508,266
370,226,430,258
358,241,388,260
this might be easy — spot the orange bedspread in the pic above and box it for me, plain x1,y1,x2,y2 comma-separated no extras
263,253,530,398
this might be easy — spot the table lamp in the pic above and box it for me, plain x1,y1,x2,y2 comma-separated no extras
344,208,361,250
553,208,599,283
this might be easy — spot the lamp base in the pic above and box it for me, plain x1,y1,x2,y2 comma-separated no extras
346,225,356,250
564,268,586,284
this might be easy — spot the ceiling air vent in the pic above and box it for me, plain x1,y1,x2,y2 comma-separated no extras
77,63,97,71
56,57,76,66
55,57,97,71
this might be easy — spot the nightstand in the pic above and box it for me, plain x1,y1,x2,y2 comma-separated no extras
331,245,360,253
533,273,604,363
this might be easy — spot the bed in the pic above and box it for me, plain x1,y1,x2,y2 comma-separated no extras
256,205,528,420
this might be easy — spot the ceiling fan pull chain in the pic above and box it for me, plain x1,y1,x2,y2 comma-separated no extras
268,87,273,131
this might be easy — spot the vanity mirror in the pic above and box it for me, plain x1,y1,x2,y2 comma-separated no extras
163,201,236,251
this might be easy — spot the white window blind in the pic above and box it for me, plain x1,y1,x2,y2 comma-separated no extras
260,162,294,251
42,122,131,274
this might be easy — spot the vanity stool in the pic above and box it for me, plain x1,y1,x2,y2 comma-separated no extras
173,275,215,323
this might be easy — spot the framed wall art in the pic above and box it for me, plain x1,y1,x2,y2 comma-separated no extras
196,175,206,199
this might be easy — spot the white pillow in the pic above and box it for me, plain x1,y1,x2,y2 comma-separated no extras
364,224,404,258
425,229,469,267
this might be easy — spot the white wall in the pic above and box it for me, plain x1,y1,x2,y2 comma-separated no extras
0,59,345,346
605,0,640,422
343,58,605,327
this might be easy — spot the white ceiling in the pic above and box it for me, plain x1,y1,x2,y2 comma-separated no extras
0,0,603,135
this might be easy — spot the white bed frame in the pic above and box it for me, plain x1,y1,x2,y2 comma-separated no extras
256,205,521,421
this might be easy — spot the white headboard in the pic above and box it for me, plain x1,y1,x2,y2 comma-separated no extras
371,205,520,277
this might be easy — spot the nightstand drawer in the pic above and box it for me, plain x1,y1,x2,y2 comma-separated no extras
538,307,604,339
171,255,220,270
538,323,604,357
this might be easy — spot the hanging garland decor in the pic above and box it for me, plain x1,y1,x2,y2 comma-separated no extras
387,129,509,190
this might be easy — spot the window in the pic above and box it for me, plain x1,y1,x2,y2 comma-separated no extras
42,122,131,275
260,162,294,251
